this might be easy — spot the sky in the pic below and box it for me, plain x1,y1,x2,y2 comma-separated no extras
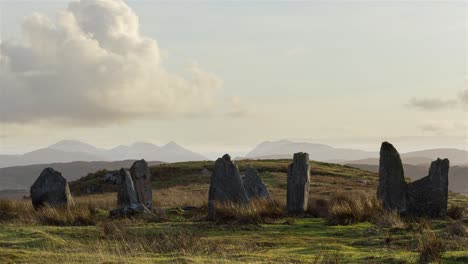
0,0,467,157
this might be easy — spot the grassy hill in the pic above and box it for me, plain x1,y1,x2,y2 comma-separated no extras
0,160,466,263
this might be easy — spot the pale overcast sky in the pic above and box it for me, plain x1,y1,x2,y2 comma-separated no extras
0,0,467,156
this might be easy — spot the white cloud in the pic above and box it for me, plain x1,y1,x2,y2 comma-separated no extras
0,0,222,125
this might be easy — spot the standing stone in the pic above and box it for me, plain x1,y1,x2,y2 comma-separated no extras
117,168,138,208
30,168,74,210
110,168,150,217
208,154,249,219
242,167,271,200
407,158,449,217
287,152,310,214
377,142,408,213
130,160,153,209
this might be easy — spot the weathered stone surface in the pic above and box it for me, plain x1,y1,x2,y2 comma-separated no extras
208,154,249,219
110,168,151,217
242,167,271,200
286,152,310,213
377,142,408,213
407,158,449,217
30,168,74,210
116,168,138,208
130,160,153,209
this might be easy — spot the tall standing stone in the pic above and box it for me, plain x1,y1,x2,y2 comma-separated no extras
117,168,138,208
407,158,449,217
130,160,153,209
287,152,310,214
208,154,249,219
30,168,74,210
377,142,408,213
242,167,271,200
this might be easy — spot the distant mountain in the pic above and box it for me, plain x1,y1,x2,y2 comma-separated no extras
0,148,104,168
339,157,434,166
0,160,164,191
347,163,468,194
245,140,376,161
0,140,207,168
245,140,468,165
49,140,104,154
401,149,468,165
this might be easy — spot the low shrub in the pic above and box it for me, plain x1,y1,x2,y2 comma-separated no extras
446,221,466,238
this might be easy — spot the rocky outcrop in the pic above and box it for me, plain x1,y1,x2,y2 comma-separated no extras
242,167,271,200
407,158,449,217
377,142,449,217
377,142,408,213
111,168,150,217
130,160,153,209
286,152,310,213
30,168,74,210
208,154,249,219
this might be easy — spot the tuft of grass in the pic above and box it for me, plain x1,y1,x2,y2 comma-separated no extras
447,205,465,220
372,210,405,229
325,191,382,225
210,199,283,225
307,197,329,218
418,231,445,263
446,221,466,238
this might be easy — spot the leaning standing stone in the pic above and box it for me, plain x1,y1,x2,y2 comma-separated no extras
377,142,408,213
287,152,310,214
208,154,249,219
30,168,74,210
130,160,153,209
242,167,271,200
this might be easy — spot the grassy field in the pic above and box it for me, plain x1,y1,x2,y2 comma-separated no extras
0,160,466,263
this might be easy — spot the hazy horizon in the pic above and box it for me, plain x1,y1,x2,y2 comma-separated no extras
1,0,467,157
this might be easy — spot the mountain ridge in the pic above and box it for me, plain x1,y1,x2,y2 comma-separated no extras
0,140,207,168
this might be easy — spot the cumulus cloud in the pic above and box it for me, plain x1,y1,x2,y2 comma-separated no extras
0,0,222,125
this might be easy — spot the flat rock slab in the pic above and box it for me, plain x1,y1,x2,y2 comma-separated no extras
130,159,153,209
242,167,271,200
287,152,310,214
208,154,249,219
30,168,73,210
